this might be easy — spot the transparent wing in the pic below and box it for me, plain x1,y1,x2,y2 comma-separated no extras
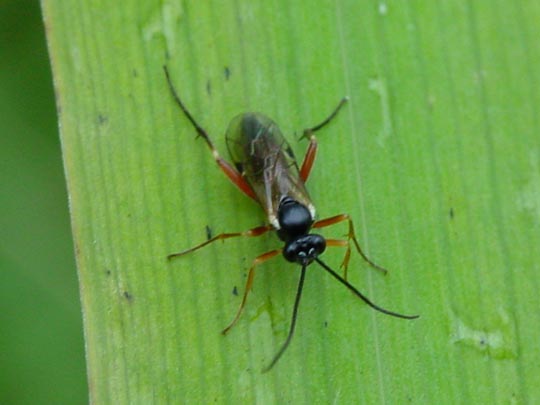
225,113,313,224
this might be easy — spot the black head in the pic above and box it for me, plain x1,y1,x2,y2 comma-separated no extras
276,197,314,242
283,234,326,265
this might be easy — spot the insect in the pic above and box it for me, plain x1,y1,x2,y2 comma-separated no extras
164,66,418,372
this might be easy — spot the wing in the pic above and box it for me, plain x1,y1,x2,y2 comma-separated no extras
225,113,314,228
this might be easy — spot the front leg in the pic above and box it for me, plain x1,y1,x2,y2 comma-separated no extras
313,214,388,279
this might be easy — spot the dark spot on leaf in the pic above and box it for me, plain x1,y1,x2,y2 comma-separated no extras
98,114,108,125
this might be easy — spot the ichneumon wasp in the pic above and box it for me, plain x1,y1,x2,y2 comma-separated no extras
164,66,418,372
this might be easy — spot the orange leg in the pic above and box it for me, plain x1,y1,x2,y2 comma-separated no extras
299,134,317,182
299,97,349,182
167,224,273,260
325,239,350,275
313,214,388,279
164,66,257,201
222,249,282,335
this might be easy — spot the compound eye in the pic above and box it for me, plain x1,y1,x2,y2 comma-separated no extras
283,241,300,263
310,234,326,255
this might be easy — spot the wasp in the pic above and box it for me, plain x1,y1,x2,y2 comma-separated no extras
164,66,418,372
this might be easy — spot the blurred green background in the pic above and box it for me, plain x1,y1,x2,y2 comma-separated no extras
0,1,87,403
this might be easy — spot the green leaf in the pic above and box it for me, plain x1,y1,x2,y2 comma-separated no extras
43,0,540,403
